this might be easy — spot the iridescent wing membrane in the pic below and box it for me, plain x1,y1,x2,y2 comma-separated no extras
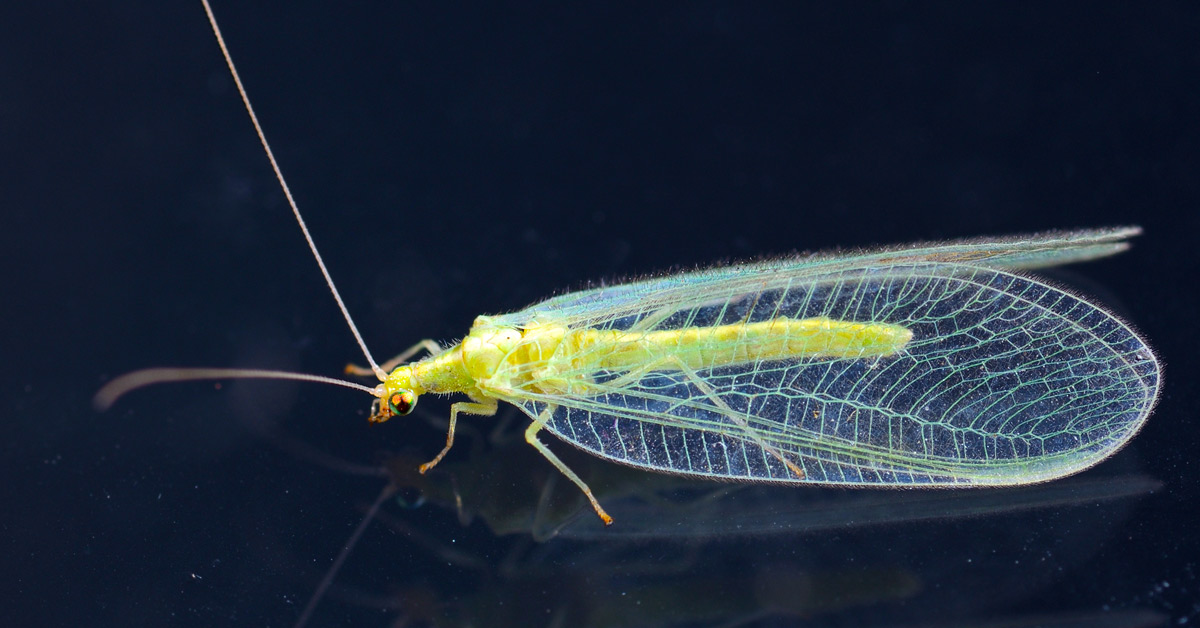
490,227,1159,486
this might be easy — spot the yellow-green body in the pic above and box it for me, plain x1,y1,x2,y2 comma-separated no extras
386,316,912,402
362,227,1158,525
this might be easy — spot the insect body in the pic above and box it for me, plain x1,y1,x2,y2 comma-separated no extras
362,229,1159,524
396,315,912,404
377,313,916,522
99,2,1160,528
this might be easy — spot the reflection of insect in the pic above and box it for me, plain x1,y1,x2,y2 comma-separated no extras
97,1,1160,527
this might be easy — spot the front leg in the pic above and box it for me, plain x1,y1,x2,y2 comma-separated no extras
346,339,443,377
419,395,499,474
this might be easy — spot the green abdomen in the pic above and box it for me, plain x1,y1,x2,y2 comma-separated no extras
576,316,913,372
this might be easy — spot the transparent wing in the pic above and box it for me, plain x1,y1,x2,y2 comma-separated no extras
491,259,1159,486
494,226,1141,331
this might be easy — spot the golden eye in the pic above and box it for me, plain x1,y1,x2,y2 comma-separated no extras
387,390,416,416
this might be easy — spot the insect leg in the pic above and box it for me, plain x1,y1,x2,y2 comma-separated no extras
625,304,681,333
661,357,807,480
627,292,763,334
526,406,614,525
346,339,443,376
419,396,499,474
601,355,805,477
591,357,799,476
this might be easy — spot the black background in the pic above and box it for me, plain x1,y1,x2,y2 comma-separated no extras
3,2,1198,626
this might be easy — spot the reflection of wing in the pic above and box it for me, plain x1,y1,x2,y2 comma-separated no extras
492,260,1158,487
494,226,1142,331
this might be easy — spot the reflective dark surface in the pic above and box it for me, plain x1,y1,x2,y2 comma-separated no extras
4,3,1198,626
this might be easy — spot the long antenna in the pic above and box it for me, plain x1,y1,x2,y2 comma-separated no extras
201,0,386,381
93,368,380,412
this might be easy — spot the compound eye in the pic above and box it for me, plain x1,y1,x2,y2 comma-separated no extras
387,390,416,416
